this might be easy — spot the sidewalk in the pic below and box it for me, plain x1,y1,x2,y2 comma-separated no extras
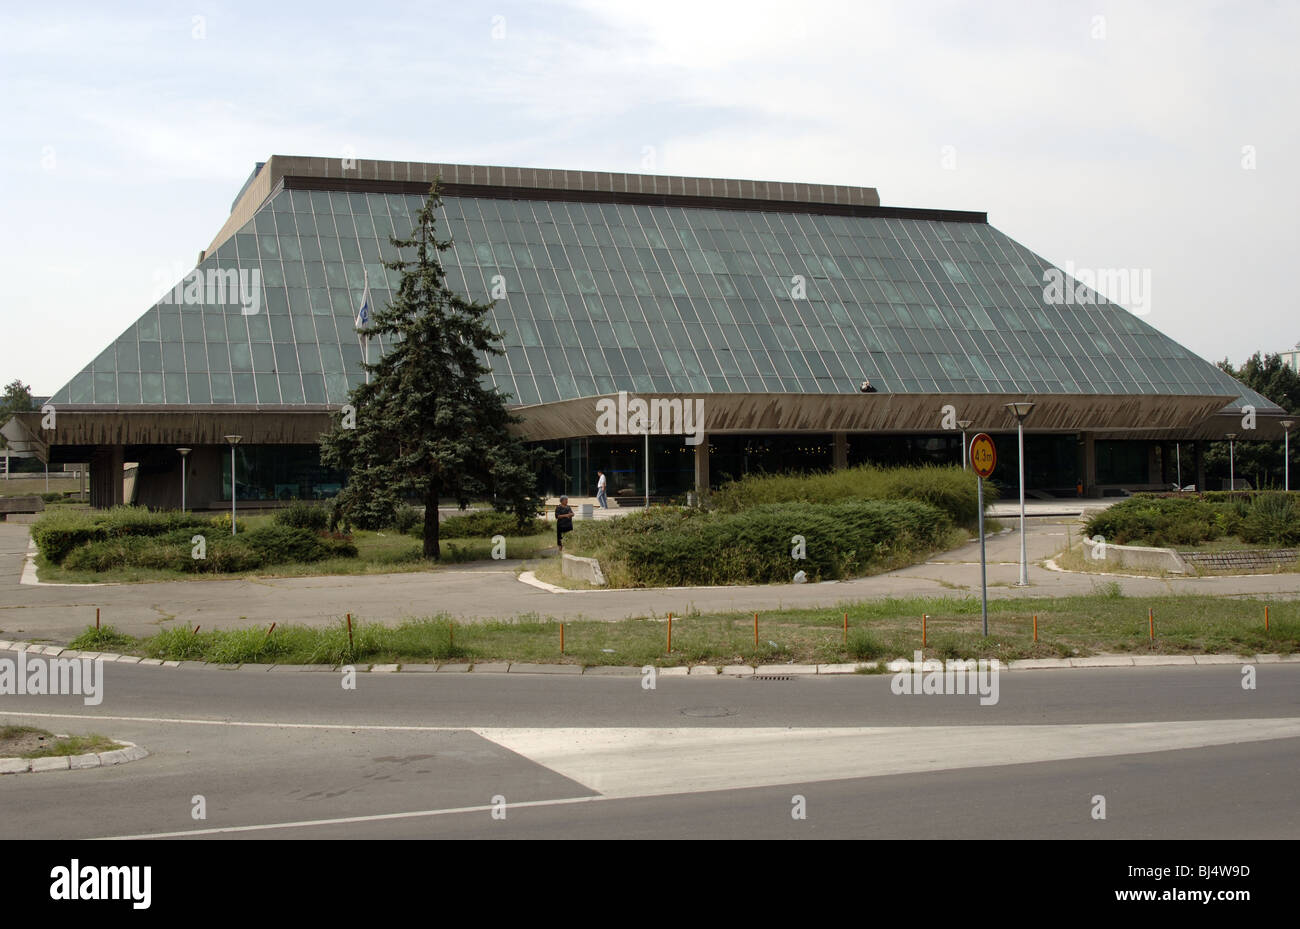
5,517,1300,643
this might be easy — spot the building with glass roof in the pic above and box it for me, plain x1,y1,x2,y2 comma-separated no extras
3,155,1287,508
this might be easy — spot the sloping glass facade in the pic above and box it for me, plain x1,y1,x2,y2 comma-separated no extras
51,185,1278,413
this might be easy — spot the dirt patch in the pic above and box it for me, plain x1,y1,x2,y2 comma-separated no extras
0,726,55,757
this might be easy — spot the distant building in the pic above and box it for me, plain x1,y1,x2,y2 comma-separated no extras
1280,346,1300,374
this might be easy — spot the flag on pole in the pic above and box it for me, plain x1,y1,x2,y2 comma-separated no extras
356,270,372,384
355,270,372,330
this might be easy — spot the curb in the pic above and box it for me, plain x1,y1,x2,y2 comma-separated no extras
0,739,149,776
1,640,1295,677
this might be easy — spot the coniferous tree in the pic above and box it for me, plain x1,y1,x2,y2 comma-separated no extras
320,183,552,559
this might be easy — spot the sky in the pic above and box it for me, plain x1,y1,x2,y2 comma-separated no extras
1,0,1297,396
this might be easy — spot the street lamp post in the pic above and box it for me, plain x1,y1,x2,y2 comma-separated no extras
177,448,191,511
224,436,242,534
1282,421,1294,492
957,419,973,470
1225,433,1237,492
1005,401,1036,587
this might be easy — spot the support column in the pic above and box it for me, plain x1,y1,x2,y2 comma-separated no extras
1081,433,1097,498
1195,441,1206,492
693,433,709,497
833,431,848,470
89,446,125,509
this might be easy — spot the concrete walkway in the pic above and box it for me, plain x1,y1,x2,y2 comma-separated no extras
4,516,1300,643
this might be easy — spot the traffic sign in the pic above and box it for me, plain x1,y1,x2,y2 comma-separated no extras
969,433,997,479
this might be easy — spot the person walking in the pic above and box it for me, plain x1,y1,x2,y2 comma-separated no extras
555,496,574,552
596,470,608,509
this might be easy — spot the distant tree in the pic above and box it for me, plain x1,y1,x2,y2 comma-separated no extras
1205,353,1300,489
319,182,554,559
0,380,35,451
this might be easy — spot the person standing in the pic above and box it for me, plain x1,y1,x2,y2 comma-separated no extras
555,496,574,552
596,470,608,509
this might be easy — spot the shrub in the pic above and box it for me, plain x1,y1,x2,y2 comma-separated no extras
40,492,63,503
1240,493,1300,546
242,525,332,564
393,505,421,534
439,509,546,537
273,501,330,531
32,506,213,564
709,465,987,527
1084,496,1223,547
575,500,951,587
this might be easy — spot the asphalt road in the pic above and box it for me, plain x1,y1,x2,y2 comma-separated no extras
2,657,1297,839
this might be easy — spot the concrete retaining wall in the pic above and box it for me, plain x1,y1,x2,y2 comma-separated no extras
562,553,607,586
1082,536,1187,574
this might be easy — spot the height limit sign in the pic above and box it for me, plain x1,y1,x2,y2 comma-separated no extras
969,433,996,636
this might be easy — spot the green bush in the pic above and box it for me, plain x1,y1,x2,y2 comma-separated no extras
709,464,988,527
32,506,214,564
40,492,63,503
439,509,546,538
54,520,356,574
273,501,330,531
1240,493,1300,546
393,505,421,534
1085,496,1223,547
574,500,951,586
1086,492,1300,548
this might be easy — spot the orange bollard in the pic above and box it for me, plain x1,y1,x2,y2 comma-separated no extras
1148,607,1154,640
1265,605,1270,632
668,613,673,652
754,612,758,647
843,611,848,645
346,613,354,650
96,607,100,630
1033,614,1038,643
266,622,276,637
560,622,565,654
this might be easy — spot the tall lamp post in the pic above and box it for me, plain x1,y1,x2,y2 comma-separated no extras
1005,401,1036,587
957,419,973,470
1225,433,1236,492
177,448,191,511
224,436,242,535
1282,421,1294,492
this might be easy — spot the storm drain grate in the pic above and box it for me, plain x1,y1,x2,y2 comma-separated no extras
753,675,793,681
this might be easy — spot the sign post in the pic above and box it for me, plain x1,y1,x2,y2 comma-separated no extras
969,433,997,637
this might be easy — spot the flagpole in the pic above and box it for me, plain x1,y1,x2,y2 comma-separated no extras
357,269,371,385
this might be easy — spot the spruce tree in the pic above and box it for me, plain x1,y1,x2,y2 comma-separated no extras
320,182,552,559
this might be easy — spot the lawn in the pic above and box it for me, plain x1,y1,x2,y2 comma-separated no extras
67,591,1299,667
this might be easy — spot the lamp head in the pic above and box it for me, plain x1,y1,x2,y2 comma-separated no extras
1004,400,1036,421
224,435,243,446
956,419,973,430
176,447,192,457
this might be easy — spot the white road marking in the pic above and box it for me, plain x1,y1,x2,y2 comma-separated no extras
476,719,1300,798
99,795,603,839
0,710,462,732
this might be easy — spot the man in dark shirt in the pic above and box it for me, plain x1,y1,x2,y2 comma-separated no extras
555,496,574,551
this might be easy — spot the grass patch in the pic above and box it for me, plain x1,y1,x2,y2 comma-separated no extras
72,592,1300,668
0,725,123,759
67,624,135,651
